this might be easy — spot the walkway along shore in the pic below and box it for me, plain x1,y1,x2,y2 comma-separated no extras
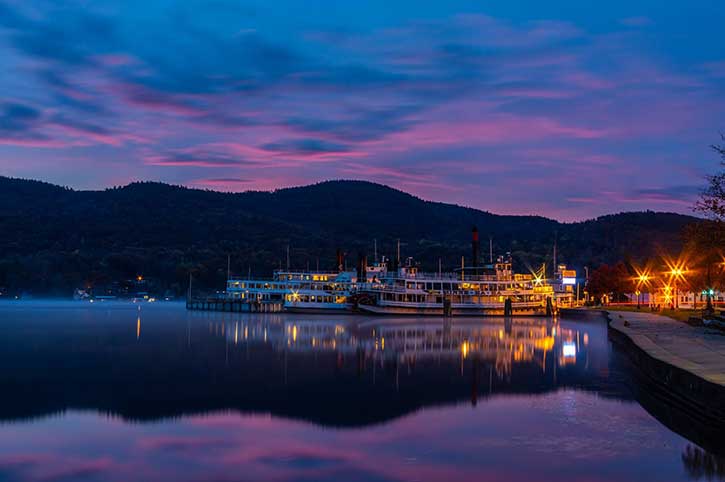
604,309,725,424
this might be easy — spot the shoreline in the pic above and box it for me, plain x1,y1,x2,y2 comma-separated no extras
592,308,725,424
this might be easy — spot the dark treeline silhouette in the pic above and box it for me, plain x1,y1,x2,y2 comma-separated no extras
0,176,697,296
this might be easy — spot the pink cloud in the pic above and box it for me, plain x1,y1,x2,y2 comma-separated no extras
111,83,208,117
95,53,138,67
0,137,73,148
0,453,115,481
385,113,605,149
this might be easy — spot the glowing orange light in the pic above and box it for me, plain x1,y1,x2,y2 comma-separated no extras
662,257,688,284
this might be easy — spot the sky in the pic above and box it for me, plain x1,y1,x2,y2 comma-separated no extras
0,0,723,221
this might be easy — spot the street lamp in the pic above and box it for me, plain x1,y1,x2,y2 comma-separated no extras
667,266,688,310
634,270,651,309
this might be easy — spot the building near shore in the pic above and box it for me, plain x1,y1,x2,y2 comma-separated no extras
625,287,725,310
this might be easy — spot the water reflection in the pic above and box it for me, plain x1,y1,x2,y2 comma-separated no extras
200,312,618,408
0,302,722,482
0,304,672,425
683,445,725,480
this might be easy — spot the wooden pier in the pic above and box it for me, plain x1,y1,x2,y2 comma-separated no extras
186,298,284,313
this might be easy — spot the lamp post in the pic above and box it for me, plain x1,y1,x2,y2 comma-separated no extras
668,267,686,310
635,271,651,310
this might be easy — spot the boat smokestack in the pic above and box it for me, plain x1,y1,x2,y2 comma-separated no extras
357,252,368,282
336,249,344,272
472,226,480,267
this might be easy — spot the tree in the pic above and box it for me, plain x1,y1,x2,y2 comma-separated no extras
690,136,725,313
695,135,725,221
684,223,725,313
586,262,633,304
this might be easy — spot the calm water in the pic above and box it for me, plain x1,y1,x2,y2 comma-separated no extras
0,301,722,482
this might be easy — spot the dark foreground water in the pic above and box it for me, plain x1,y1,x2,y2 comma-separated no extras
0,302,723,482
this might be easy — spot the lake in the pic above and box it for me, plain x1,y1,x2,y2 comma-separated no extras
0,301,721,482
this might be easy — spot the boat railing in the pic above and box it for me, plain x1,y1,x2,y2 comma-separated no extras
389,272,510,282
361,284,547,296
228,275,280,281
228,270,346,281
273,269,343,276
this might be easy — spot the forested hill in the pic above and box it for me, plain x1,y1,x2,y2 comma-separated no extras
0,176,698,295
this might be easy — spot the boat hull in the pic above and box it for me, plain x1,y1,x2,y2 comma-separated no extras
284,302,352,314
356,303,548,317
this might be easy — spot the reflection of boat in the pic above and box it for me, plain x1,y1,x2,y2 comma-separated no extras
5,304,723,458
0,310,611,428
214,316,589,381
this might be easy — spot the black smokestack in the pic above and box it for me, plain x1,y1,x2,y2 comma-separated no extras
336,249,344,272
357,252,368,282
472,226,480,267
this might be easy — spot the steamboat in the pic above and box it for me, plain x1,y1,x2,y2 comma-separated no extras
226,251,387,313
354,257,554,316
225,228,565,316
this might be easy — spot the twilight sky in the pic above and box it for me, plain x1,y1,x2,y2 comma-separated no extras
0,0,723,220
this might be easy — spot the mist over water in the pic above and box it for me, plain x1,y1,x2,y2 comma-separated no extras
0,301,721,482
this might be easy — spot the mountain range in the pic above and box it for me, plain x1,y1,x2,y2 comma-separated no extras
0,176,698,295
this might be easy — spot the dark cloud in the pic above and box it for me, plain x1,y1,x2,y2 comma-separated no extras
0,101,125,146
297,64,408,89
0,102,53,144
145,148,250,168
2,7,118,67
286,105,421,142
261,138,350,156
50,114,112,136
633,185,702,202
41,70,109,115
0,102,42,132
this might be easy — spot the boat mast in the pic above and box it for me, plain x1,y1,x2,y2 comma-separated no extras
396,239,400,268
